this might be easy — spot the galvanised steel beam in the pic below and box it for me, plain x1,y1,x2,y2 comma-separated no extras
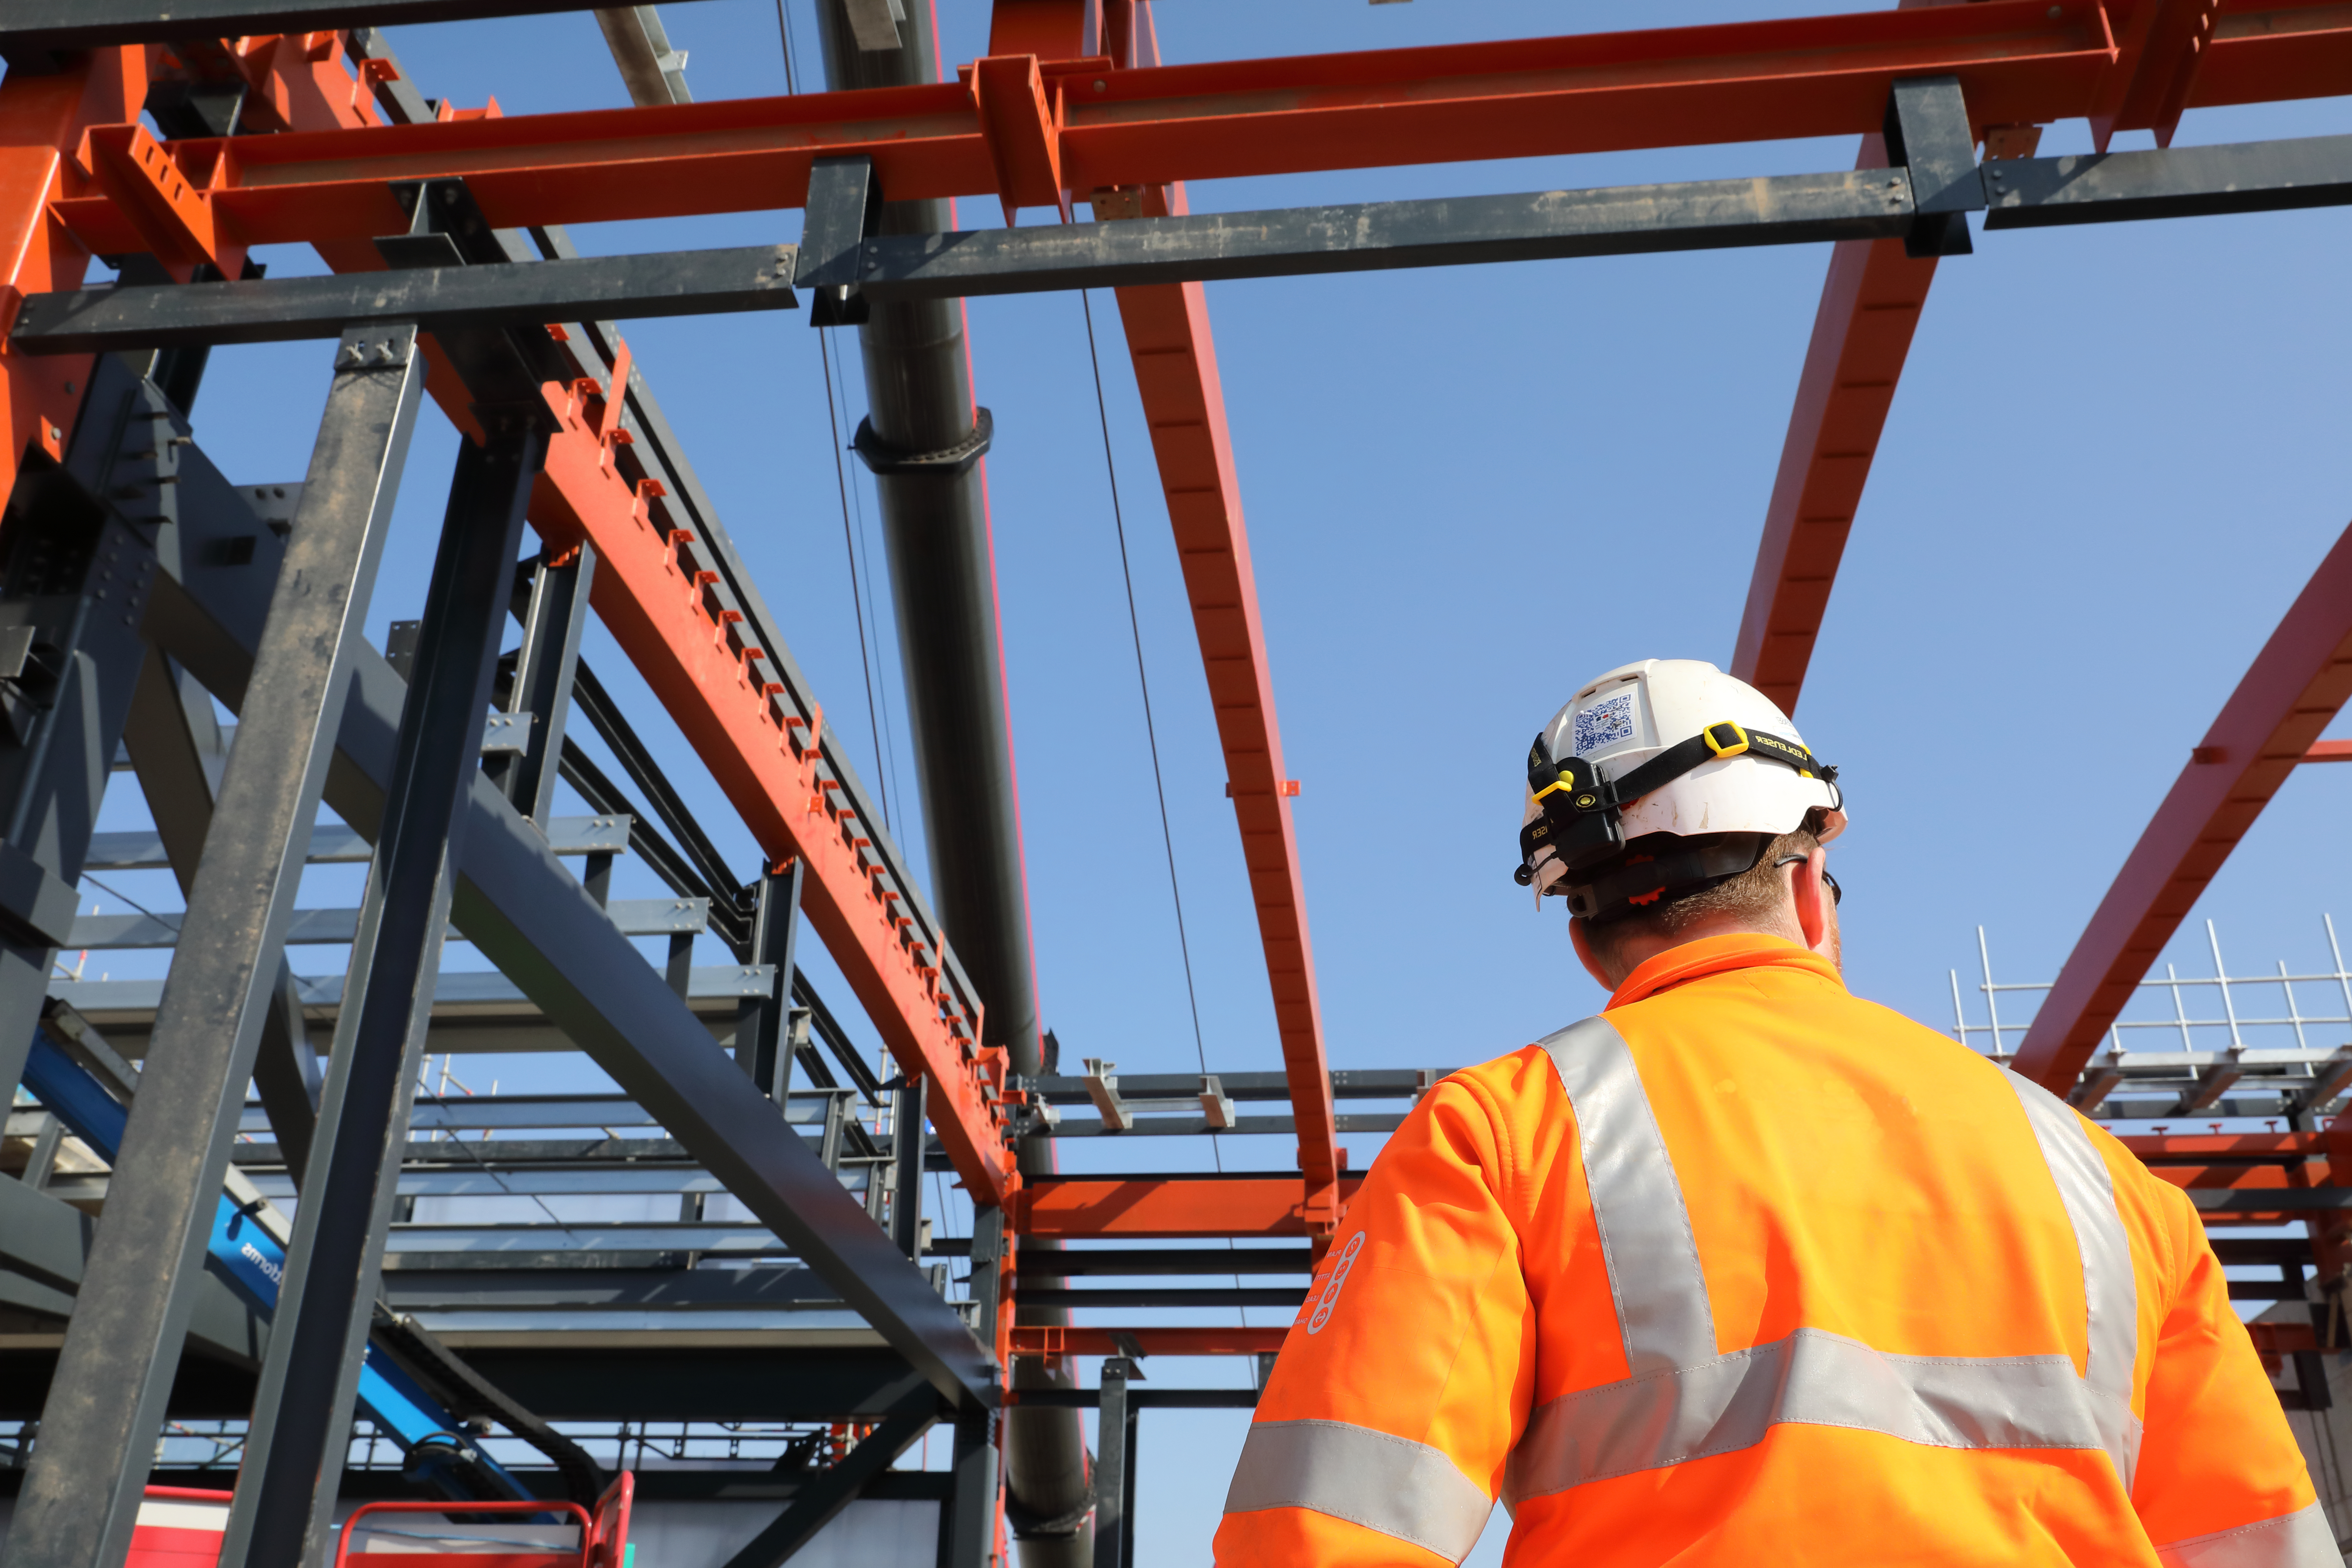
43,2,2352,262
227,410,550,1568
9,323,427,1568
2013,519,2352,1095
0,0,715,71
11,244,800,353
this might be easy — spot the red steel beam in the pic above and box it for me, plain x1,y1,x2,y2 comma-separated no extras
2123,1132,2328,1161
1010,1326,1289,1358
2013,520,2352,1094
2304,738,2352,761
1729,206,1936,713
0,47,152,509
252,53,1022,1206
39,2,2161,257
1098,4,1341,1235
1014,1174,1366,1238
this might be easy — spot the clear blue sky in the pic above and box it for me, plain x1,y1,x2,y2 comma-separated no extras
126,2,2352,1560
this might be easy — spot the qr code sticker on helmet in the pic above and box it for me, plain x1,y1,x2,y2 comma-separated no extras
1574,691,1636,756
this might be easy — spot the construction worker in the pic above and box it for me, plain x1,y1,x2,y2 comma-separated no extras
1215,659,2329,1566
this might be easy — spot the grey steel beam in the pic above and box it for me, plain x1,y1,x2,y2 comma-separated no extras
65,894,707,948
142,451,997,1414
121,648,324,1182
12,244,798,354
594,5,693,107
228,412,548,1568
9,323,425,1568
83,811,630,869
489,545,596,828
0,0,716,70
835,169,1917,300
23,129,2352,360
716,1389,938,1568
0,1169,270,1370
1093,1359,1141,1568
1983,131,2352,227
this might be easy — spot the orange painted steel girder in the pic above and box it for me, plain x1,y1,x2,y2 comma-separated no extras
54,1,2352,259
1010,1326,1289,1358
1730,207,1937,715
1013,1174,1366,1238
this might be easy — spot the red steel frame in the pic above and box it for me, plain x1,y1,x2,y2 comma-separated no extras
11,0,2352,1359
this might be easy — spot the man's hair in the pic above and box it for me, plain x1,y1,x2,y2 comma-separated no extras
1582,825,1819,974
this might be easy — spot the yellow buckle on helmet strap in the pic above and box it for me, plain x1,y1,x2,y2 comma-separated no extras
1703,721,1750,758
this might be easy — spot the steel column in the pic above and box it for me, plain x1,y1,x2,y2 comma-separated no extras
225,412,548,1568
6,321,423,1568
743,859,806,1099
488,543,597,829
814,0,1072,1553
944,1405,1003,1568
1091,1358,1140,1568
894,1073,929,1256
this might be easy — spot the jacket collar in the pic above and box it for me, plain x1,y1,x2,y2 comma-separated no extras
1609,931,1845,1009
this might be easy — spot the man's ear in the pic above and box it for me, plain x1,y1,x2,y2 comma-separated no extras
1569,915,1617,990
1794,846,1833,952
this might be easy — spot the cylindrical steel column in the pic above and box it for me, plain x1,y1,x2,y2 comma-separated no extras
810,7,1089,1563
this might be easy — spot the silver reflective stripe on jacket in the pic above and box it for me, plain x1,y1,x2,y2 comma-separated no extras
1223,1418,1493,1562
1508,1016,2144,1507
2155,1502,2340,1568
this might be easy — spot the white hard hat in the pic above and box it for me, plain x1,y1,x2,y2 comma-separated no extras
1516,659,1845,920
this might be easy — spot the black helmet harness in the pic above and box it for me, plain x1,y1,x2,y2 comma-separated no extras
1515,719,1841,925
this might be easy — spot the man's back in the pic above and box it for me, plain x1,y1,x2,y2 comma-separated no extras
1215,934,2326,1566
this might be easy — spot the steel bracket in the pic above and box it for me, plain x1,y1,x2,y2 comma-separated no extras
798,155,882,328
1884,75,1981,258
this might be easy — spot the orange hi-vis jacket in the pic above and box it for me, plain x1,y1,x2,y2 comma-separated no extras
1216,934,2329,1567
